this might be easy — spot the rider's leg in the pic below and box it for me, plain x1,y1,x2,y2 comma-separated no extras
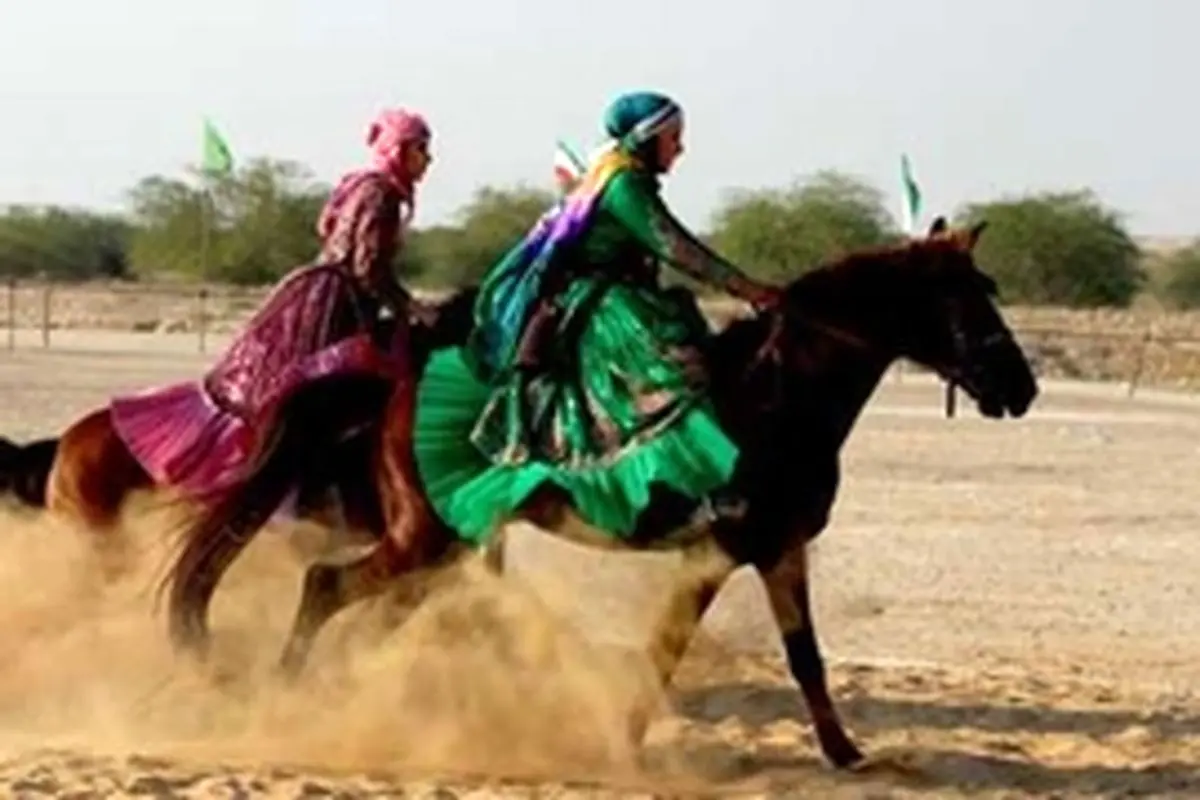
503,300,561,463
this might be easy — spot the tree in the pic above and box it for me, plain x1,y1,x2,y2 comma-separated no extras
402,224,465,287
213,159,328,284
708,170,898,284
956,191,1144,307
433,185,555,286
0,205,132,280
127,158,329,284
125,175,208,279
1156,239,1200,309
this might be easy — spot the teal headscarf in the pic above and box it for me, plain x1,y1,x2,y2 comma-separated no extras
603,91,683,155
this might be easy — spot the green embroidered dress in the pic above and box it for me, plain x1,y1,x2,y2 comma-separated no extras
414,163,759,543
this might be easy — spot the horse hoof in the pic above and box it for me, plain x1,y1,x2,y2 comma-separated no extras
168,624,210,665
846,749,925,779
275,649,307,683
822,736,866,771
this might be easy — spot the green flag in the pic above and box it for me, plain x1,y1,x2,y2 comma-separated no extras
201,118,234,177
900,153,922,235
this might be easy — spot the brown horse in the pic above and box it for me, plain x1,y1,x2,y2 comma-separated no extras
0,291,478,564
162,217,1038,770
0,421,381,539
161,287,479,661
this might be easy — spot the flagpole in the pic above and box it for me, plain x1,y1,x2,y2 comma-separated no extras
198,174,211,354
198,116,233,354
900,153,955,416
900,153,920,237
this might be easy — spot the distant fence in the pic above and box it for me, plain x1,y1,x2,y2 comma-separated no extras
4,278,1200,401
0,278,271,355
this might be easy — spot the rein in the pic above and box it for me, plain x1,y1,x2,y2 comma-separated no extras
743,306,883,412
742,304,1004,417
751,302,881,365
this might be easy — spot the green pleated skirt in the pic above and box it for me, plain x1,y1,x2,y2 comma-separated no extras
413,278,739,544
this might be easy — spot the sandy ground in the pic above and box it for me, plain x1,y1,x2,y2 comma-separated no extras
0,339,1199,798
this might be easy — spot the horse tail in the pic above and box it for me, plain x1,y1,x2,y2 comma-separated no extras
157,370,389,657
0,436,58,509
158,410,309,657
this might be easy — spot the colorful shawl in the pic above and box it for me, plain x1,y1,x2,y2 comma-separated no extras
468,147,635,380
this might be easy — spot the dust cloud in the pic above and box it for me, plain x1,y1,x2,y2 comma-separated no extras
0,498,680,787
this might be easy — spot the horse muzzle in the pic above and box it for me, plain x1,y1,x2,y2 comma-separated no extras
949,331,1039,419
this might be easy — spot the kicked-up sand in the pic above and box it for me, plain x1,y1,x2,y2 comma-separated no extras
0,344,1197,798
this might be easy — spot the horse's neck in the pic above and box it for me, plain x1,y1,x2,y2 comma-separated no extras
715,315,894,451
790,338,894,448
776,264,902,446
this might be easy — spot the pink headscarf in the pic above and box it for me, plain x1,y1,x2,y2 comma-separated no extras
366,108,431,181
318,108,432,240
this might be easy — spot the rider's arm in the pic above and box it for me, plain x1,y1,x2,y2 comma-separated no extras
602,170,771,303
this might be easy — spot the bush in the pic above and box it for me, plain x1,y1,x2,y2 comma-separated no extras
708,170,898,283
957,191,1144,307
1156,239,1200,309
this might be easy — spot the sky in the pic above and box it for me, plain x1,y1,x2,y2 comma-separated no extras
0,0,1194,236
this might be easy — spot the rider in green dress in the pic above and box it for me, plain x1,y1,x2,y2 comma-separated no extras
413,91,782,542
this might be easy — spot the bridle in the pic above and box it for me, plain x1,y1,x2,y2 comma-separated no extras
746,304,882,412
749,302,877,370
746,299,1015,413
943,324,1015,393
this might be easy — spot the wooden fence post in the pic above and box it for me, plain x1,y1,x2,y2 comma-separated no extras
5,278,14,351
944,380,957,418
40,283,51,348
197,287,209,354
1127,326,1153,399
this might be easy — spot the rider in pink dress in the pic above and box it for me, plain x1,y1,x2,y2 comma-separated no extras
111,109,433,498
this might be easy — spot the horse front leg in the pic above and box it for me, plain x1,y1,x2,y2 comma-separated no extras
763,540,863,769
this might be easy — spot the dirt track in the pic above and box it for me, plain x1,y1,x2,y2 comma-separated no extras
1,340,1198,798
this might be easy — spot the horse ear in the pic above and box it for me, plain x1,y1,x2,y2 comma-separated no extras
927,216,948,237
966,220,988,249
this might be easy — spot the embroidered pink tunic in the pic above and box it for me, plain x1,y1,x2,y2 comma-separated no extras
110,171,412,497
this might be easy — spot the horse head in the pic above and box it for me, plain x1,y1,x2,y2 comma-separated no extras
774,217,1038,419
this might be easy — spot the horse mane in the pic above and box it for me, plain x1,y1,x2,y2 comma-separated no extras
713,238,919,359
786,237,936,307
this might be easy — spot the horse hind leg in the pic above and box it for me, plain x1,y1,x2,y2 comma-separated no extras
630,532,737,748
46,411,148,533
480,525,507,574
167,486,284,661
279,378,453,678
166,419,301,662
45,413,151,582
278,533,464,677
